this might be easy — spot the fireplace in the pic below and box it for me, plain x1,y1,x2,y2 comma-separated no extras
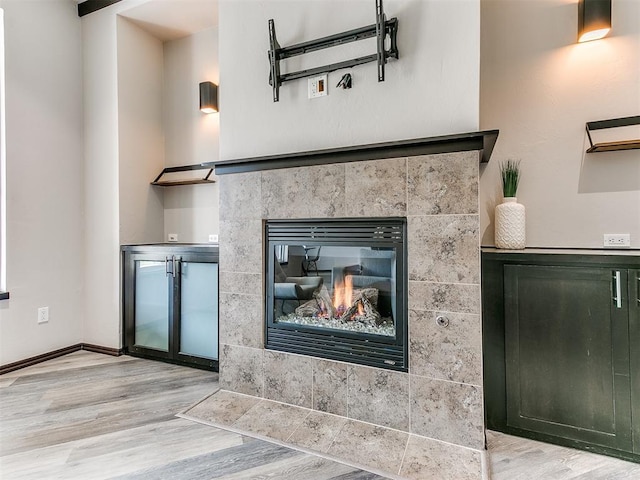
216,134,497,476
265,218,407,371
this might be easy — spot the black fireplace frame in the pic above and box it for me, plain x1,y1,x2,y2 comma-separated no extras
264,217,408,372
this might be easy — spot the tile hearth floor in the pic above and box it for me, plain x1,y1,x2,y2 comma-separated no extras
2,351,639,479
180,389,482,480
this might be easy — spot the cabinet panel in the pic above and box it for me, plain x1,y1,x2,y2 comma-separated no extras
134,260,170,352
122,245,219,370
179,262,219,360
504,265,632,452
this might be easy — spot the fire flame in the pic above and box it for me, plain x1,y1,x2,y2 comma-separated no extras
333,276,353,312
333,276,364,319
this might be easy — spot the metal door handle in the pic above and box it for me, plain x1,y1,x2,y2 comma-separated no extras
165,256,172,277
171,256,177,278
613,271,622,309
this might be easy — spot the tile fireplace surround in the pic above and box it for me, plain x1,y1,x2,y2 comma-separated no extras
211,132,498,480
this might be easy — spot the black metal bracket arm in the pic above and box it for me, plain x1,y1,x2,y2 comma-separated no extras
151,163,216,187
585,115,640,153
268,0,399,102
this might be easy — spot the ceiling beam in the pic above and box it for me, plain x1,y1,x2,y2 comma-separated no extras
78,0,122,17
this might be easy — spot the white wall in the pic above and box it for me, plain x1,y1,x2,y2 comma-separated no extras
82,0,219,350
219,0,480,160
82,3,123,349
0,0,84,364
117,16,165,245
480,0,640,248
163,27,219,243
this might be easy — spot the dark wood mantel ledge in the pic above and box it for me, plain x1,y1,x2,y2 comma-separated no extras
213,129,499,175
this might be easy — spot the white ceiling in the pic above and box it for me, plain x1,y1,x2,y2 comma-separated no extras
79,0,219,42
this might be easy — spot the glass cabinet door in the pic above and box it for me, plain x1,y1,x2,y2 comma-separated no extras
123,245,219,370
134,259,170,351
179,261,219,360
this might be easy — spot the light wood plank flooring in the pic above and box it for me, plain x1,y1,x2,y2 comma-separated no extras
488,430,640,479
1,351,638,479
0,351,384,479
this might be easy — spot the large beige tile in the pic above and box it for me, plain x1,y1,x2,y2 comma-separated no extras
262,164,346,219
312,358,348,416
344,157,407,217
409,310,482,385
219,344,264,397
408,214,480,284
264,350,313,408
219,292,263,349
218,218,262,274
219,171,262,221
410,375,484,449
409,281,480,314
407,152,478,215
287,410,348,453
347,365,409,431
219,271,262,296
400,434,482,480
232,399,310,442
183,390,261,427
327,419,408,475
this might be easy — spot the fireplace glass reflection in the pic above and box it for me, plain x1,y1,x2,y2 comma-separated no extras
265,218,407,371
273,245,396,337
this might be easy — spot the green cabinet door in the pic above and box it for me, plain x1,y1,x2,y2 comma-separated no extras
504,264,632,452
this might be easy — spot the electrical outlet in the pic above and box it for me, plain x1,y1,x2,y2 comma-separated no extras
308,74,328,99
208,234,219,243
37,306,49,324
168,233,178,242
603,233,630,248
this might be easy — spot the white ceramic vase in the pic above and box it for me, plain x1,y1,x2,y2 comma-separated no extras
495,197,526,249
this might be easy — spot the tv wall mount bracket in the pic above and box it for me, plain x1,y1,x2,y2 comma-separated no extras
268,0,399,102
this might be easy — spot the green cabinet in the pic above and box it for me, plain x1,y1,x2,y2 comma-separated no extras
483,252,640,461
122,244,219,370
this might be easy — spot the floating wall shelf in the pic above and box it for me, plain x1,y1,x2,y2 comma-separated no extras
151,163,216,187
585,115,640,153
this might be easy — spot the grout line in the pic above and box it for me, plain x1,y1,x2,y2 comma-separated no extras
177,387,221,416
397,434,411,476
408,366,412,434
284,409,311,443
324,414,349,454
346,364,350,420
405,213,480,218
408,279,481,287
405,157,409,215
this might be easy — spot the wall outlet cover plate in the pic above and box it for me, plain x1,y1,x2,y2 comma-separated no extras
603,233,631,248
308,74,328,99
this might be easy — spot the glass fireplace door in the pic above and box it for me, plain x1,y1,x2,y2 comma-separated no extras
265,218,407,371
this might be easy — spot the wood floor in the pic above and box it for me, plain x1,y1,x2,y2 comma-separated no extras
0,351,384,479
1,351,639,479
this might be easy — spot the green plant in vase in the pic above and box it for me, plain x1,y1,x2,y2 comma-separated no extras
500,159,521,198
495,159,525,249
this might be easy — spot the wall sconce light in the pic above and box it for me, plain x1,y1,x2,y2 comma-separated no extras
578,0,611,43
199,81,218,114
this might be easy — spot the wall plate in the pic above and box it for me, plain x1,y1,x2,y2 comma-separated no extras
603,233,630,248
308,74,328,99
